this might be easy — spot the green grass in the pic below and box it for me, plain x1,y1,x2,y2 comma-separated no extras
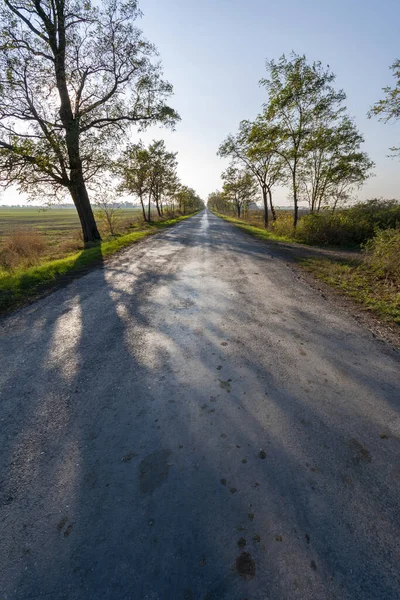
0,206,142,234
214,212,297,243
301,257,400,325
0,213,194,314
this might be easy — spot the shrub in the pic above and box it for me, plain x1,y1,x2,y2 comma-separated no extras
296,199,400,247
271,211,295,238
295,212,357,246
0,229,47,271
364,228,400,283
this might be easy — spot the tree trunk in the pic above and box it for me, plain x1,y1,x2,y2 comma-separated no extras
268,188,277,221
147,191,152,222
262,186,269,228
52,20,100,243
139,193,148,222
154,186,162,216
292,170,299,228
69,170,100,243
237,204,241,218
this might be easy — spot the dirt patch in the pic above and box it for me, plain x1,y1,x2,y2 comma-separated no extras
235,552,256,579
219,379,231,393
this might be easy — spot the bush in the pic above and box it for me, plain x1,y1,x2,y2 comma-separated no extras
0,229,47,271
296,199,400,247
364,228,400,283
270,211,295,238
295,212,357,246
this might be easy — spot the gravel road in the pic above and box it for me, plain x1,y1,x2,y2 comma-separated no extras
1,210,399,600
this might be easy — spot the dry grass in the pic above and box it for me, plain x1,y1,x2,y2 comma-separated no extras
0,229,47,270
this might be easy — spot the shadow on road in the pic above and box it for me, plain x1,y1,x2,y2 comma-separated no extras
1,212,399,599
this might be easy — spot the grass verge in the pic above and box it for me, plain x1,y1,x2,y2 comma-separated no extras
214,212,297,243
0,213,194,315
300,257,400,326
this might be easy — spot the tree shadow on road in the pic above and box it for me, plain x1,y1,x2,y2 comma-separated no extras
1,212,399,600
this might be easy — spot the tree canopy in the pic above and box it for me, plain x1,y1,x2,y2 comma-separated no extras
0,0,179,240
370,59,400,157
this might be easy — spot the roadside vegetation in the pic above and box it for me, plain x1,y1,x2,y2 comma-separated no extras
209,52,400,328
213,206,400,326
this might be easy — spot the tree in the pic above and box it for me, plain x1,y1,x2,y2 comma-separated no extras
95,197,121,237
298,116,374,212
221,165,257,218
369,59,400,157
207,190,230,214
0,0,179,241
174,185,203,214
117,141,151,222
259,53,346,226
118,140,203,218
147,140,178,217
218,119,284,227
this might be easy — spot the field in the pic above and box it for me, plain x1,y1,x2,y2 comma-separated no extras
0,207,82,234
0,206,142,237
0,206,144,260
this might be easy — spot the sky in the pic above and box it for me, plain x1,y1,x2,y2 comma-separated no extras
2,0,400,206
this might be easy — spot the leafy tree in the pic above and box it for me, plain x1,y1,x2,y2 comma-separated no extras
0,0,179,241
174,185,203,214
118,140,203,218
147,140,178,217
207,190,230,214
299,116,374,211
117,141,152,222
369,59,400,157
221,165,257,218
259,53,347,226
218,119,284,227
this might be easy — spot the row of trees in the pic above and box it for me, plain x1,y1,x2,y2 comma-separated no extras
212,53,375,227
207,168,257,218
0,0,193,242
118,140,203,221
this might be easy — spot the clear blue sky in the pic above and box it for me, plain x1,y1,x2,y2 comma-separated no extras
2,0,399,205
137,0,400,205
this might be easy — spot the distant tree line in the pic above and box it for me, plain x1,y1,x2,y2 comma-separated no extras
117,139,203,221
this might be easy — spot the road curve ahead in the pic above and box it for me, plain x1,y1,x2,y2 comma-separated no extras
1,210,399,600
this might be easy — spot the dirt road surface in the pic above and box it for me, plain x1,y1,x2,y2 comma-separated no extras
1,210,399,599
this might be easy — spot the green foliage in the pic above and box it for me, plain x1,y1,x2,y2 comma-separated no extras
220,165,258,217
0,0,179,241
270,212,296,238
296,200,400,246
218,120,284,224
218,53,373,228
301,257,400,326
118,140,203,219
364,228,400,282
370,59,400,156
